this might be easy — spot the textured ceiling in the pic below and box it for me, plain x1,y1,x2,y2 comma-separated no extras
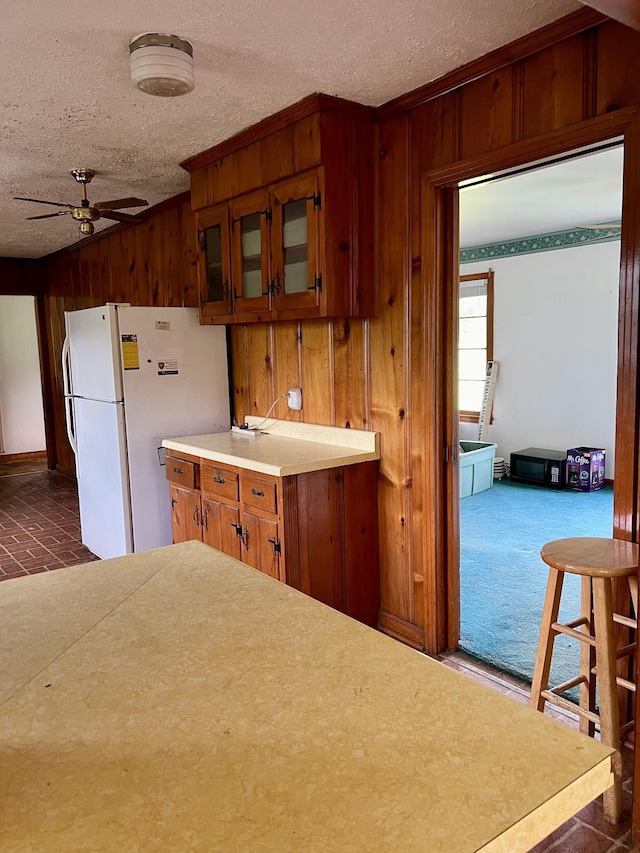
2,0,582,259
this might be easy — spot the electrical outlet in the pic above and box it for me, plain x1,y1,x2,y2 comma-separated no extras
287,387,302,410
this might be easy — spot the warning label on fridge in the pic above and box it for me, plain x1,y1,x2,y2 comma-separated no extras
157,360,179,376
121,335,140,370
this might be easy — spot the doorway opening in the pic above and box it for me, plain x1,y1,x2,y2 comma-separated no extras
0,295,47,467
455,143,622,686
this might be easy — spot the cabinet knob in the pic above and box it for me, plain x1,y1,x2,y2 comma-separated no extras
193,505,200,526
251,488,265,497
202,508,209,532
214,475,225,484
173,466,184,475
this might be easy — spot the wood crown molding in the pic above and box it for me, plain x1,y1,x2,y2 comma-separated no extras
180,93,375,173
377,7,607,118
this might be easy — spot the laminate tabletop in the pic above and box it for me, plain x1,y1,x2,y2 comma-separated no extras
0,541,614,852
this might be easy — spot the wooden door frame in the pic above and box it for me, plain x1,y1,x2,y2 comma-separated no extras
421,107,640,654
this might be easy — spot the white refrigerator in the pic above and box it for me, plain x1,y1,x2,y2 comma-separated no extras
62,304,230,559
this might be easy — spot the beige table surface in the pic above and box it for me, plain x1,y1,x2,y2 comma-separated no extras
0,541,613,852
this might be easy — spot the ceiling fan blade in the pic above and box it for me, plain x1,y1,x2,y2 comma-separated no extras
99,211,140,223
95,197,149,211
575,222,621,230
14,196,76,209
26,211,73,220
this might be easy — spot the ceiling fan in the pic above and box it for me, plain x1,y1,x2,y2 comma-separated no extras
14,169,149,237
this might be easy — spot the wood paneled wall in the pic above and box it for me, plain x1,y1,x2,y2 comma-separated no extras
39,11,640,654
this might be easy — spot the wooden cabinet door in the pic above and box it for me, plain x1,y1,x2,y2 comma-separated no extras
202,497,242,560
169,483,202,544
230,188,271,316
197,204,232,321
241,511,282,581
271,170,322,317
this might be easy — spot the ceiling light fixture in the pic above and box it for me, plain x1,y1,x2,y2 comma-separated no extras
129,33,194,97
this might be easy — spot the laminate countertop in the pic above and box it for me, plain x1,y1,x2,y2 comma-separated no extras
0,541,614,852
162,417,380,476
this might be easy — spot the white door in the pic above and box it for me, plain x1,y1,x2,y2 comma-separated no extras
73,396,132,559
66,305,123,402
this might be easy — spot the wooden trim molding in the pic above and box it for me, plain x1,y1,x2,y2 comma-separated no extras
377,8,606,118
378,610,425,650
0,450,46,463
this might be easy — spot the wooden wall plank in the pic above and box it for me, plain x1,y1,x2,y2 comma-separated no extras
371,115,413,627
596,21,640,113
245,322,276,419
299,319,334,425
460,68,516,159
332,318,368,430
273,321,302,422
522,35,586,135
411,94,459,173
180,201,199,308
229,325,251,425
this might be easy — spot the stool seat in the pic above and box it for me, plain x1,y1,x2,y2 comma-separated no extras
531,536,639,825
541,537,639,578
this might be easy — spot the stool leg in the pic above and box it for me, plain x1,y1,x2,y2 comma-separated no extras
592,576,623,824
530,566,564,712
580,575,596,737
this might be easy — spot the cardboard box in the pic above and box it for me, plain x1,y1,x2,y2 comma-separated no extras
566,447,606,491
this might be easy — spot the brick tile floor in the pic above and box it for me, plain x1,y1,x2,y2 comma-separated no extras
0,466,98,581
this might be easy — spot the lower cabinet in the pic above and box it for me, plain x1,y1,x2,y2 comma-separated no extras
201,497,242,559
166,452,380,625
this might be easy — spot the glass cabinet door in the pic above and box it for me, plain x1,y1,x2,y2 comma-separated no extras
197,205,232,320
271,171,322,315
230,188,271,316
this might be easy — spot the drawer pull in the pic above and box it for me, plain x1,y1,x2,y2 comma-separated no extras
214,475,226,485
251,488,265,497
173,466,184,475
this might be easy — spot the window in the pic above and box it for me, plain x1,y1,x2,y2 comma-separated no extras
459,270,494,422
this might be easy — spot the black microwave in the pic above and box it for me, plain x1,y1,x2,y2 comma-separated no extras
510,447,567,489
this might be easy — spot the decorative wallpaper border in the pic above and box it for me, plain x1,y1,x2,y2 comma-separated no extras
460,226,621,263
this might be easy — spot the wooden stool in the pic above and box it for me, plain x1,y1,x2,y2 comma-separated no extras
530,537,639,824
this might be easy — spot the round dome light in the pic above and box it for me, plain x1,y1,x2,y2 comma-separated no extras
129,33,194,97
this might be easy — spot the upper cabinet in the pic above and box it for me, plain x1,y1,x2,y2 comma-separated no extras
183,95,375,325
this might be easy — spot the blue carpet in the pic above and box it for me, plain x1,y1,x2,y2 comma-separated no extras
459,478,613,689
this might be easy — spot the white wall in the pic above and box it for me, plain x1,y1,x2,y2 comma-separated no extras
0,296,46,455
460,240,620,476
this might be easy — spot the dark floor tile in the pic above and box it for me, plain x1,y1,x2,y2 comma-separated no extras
549,823,625,852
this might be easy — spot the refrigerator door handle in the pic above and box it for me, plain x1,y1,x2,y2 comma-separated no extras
64,394,78,458
62,335,72,397
62,336,78,458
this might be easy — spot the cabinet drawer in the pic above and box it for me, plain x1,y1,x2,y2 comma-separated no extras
240,475,278,514
165,456,199,490
202,465,239,502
